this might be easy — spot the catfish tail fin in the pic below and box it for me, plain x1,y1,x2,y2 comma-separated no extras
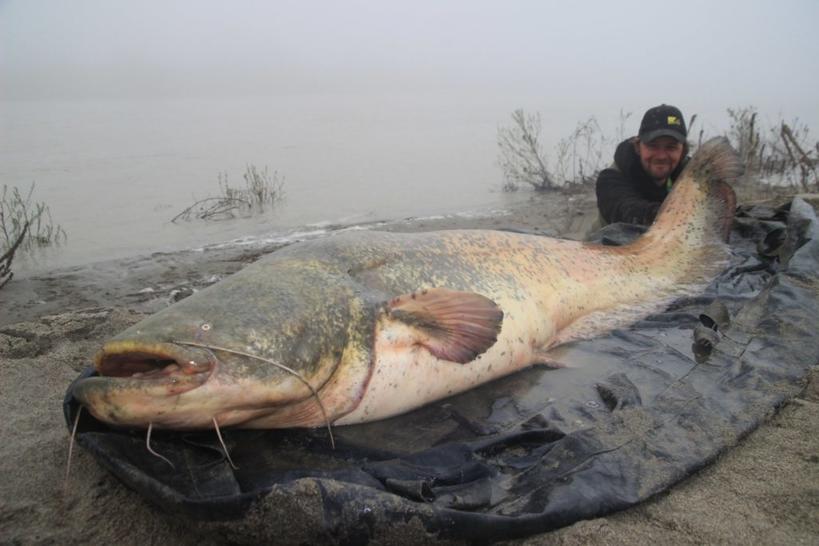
554,138,742,348
643,136,741,248
621,137,742,307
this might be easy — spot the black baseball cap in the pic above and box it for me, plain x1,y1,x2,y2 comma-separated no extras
638,104,687,143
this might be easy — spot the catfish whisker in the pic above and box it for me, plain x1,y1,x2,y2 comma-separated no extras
64,406,83,488
173,340,336,449
212,417,239,470
146,423,176,470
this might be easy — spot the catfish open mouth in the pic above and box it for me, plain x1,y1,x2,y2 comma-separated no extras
94,341,215,383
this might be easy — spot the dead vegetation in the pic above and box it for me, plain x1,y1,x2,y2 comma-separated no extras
496,109,555,191
498,106,819,197
497,111,615,193
1,183,67,289
172,165,285,222
0,222,28,290
552,117,608,190
724,107,818,198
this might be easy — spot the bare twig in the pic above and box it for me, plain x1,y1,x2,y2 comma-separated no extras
554,117,607,188
173,165,285,222
781,123,818,191
1,183,66,251
171,197,250,223
0,221,29,289
725,107,818,194
497,109,555,191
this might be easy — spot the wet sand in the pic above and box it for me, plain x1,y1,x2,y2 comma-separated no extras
0,192,817,545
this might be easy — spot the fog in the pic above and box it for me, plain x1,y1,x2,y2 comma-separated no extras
3,0,819,129
1,0,818,274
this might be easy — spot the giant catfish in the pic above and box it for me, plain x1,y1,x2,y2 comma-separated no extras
71,137,741,433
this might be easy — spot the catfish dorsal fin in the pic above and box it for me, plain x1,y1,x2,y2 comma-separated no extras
387,288,503,364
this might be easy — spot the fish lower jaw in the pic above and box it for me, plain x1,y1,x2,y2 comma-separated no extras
87,409,210,430
70,373,215,429
78,390,231,430
89,401,289,430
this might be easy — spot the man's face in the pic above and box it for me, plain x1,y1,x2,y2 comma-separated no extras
636,136,685,183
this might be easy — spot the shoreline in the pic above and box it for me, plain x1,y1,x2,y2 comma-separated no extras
0,191,594,327
1,192,817,544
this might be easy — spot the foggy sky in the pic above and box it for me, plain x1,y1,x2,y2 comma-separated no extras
2,0,818,126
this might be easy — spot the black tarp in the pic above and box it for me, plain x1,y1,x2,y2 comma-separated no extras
64,197,819,543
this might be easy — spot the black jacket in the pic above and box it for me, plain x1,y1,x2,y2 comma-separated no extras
595,137,689,225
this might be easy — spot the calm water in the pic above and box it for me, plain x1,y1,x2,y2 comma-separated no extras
1,93,581,275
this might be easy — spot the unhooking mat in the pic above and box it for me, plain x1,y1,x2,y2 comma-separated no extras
64,197,819,543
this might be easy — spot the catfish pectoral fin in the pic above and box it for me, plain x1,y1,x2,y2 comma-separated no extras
387,287,504,363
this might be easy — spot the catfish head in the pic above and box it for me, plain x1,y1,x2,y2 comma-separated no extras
70,259,374,430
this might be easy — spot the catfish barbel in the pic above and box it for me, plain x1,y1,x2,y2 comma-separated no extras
70,137,740,431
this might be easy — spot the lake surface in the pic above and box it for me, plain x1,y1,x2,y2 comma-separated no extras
1,93,585,276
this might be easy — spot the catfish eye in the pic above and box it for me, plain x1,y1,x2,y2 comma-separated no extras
201,323,211,331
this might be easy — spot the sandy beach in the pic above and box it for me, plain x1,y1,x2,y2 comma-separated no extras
1,193,817,545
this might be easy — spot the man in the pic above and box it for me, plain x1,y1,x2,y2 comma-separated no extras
596,104,689,226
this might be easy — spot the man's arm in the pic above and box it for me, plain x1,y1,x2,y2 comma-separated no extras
595,167,661,226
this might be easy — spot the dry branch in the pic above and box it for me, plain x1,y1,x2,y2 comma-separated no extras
497,109,555,191
0,221,28,290
171,197,251,223
781,123,818,191
173,165,285,222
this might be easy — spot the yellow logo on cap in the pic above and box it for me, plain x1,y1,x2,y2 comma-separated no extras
667,115,681,126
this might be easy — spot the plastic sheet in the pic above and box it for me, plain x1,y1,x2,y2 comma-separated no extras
64,198,819,543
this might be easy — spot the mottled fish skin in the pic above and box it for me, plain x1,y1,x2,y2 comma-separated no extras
71,138,740,430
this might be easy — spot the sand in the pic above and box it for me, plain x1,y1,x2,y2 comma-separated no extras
1,192,817,545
